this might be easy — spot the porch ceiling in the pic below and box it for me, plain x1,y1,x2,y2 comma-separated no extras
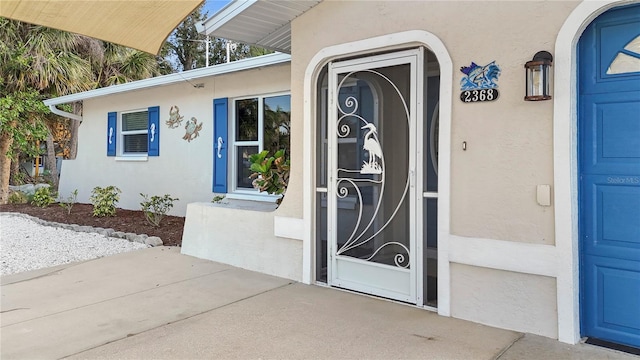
199,0,321,53
0,0,204,55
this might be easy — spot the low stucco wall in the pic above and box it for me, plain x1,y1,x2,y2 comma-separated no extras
181,202,303,281
450,263,558,338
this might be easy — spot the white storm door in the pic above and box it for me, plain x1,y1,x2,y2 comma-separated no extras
327,49,421,303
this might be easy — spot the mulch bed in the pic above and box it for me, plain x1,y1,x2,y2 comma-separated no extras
0,203,184,247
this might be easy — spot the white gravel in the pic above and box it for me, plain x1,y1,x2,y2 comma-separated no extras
0,214,148,276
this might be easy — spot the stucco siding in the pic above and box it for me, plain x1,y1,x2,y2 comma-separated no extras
181,202,303,281
58,63,291,216
291,0,580,245
450,263,558,339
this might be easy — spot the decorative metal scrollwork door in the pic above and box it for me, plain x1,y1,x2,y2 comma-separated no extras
327,49,421,302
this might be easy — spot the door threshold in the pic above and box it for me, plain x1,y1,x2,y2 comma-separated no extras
584,337,640,356
315,282,438,312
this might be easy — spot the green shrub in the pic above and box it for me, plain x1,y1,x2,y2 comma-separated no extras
249,149,290,204
31,187,55,208
211,195,225,203
12,172,26,186
139,193,179,227
90,186,121,217
8,191,28,204
59,189,78,215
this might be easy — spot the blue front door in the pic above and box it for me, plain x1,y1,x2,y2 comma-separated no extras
579,4,640,348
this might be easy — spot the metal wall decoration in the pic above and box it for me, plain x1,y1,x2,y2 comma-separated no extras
459,61,501,103
183,117,203,142
166,105,184,128
334,71,411,268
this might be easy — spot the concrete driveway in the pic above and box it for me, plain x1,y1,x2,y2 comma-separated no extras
1,247,634,359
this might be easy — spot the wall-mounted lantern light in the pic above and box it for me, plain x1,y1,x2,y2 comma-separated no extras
524,51,553,101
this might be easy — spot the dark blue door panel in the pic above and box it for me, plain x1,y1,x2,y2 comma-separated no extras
583,256,640,348
580,93,640,176
580,4,640,349
581,175,640,261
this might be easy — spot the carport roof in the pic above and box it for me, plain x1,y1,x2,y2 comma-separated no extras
198,0,321,53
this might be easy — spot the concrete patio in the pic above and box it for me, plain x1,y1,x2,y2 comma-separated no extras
0,247,634,359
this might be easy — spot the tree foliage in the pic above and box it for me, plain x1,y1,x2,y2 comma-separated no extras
0,90,50,159
0,89,50,203
0,17,161,203
162,5,272,72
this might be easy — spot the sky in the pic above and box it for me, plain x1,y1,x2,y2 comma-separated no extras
202,0,232,18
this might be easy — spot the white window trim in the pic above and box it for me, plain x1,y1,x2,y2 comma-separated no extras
225,192,280,203
115,156,148,162
119,109,148,157
230,92,291,196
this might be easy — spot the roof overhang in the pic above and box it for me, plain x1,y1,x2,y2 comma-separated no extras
44,52,291,106
0,0,204,55
198,0,321,53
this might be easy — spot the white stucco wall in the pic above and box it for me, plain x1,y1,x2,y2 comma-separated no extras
450,263,558,338
58,63,291,216
181,201,303,281
291,0,580,245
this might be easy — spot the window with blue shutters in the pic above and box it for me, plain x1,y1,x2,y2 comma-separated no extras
231,93,291,193
213,94,291,196
106,106,159,158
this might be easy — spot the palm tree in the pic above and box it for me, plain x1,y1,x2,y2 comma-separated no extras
65,38,160,159
0,18,95,199
0,18,161,202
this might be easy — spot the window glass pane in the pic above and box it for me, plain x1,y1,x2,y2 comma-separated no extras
263,95,291,155
236,98,258,141
237,145,258,189
122,111,148,131
607,52,640,75
124,134,148,153
317,66,328,188
623,35,640,54
423,198,438,307
316,192,328,283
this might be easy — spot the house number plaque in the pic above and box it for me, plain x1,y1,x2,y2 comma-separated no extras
459,60,502,103
460,89,499,103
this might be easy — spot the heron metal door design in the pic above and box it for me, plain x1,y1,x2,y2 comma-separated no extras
579,4,640,349
327,49,421,303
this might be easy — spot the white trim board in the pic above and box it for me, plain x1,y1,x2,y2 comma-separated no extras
274,216,304,241
44,53,291,106
448,236,557,278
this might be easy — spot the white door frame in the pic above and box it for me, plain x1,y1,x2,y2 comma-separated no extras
302,30,453,315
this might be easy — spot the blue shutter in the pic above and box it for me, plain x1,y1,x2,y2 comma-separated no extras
107,112,117,156
148,106,160,156
213,98,228,193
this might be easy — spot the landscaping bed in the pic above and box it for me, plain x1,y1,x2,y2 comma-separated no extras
0,203,184,247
